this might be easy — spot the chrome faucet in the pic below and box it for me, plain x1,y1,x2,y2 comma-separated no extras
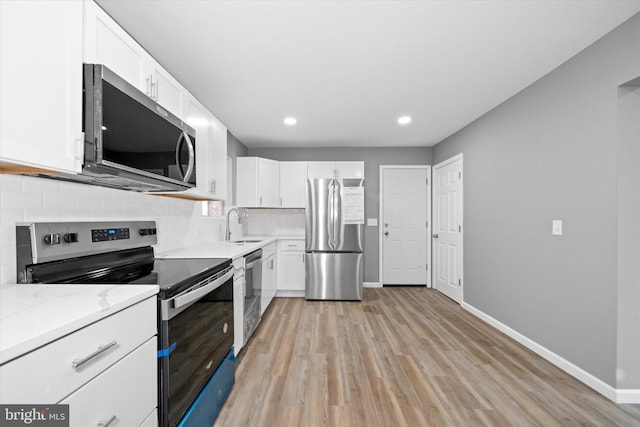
225,208,242,241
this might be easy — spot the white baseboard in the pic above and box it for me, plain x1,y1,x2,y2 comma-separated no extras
616,389,640,404
462,302,640,404
363,281,382,288
275,290,305,298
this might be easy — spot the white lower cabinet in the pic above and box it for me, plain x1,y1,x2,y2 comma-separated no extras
61,338,157,427
261,243,278,314
277,239,306,295
0,297,157,426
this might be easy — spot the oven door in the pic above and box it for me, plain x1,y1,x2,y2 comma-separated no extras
158,266,234,427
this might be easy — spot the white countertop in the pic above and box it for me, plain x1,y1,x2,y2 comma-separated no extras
0,284,158,365
157,235,304,259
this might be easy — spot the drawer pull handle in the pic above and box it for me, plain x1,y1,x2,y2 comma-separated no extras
97,415,117,426
72,341,117,369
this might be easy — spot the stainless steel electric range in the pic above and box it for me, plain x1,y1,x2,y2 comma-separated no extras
16,221,235,427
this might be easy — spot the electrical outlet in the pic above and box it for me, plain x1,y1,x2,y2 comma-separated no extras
552,220,563,236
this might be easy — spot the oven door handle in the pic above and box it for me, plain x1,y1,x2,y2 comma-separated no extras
171,269,234,310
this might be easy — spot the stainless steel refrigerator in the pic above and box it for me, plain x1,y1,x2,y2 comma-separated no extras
305,178,364,300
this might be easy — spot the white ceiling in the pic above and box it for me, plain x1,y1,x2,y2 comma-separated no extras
96,0,640,148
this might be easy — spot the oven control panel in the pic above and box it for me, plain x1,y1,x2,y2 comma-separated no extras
91,227,130,242
16,221,159,279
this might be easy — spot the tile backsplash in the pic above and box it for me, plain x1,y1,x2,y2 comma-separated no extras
0,175,225,285
242,208,305,236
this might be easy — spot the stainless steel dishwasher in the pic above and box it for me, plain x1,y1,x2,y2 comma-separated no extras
243,249,263,345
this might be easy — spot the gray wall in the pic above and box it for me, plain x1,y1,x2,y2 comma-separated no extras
433,13,640,387
617,82,640,389
227,131,248,206
248,147,433,282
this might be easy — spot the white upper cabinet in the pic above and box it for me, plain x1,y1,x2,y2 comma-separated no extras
236,157,280,207
307,161,364,179
83,1,146,91
143,58,184,118
307,162,337,179
279,162,307,208
182,94,227,201
336,161,365,179
208,114,228,201
0,0,83,174
83,1,183,117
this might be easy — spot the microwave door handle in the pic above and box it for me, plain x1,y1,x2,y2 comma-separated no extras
183,131,195,182
175,132,186,180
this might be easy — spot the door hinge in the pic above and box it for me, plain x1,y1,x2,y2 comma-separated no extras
426,221,429,228
458,278,461,286
459,225,461,232
426,264,429,271
426,178,429,185
459,171,462,179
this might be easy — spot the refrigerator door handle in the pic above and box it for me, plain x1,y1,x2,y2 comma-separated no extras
328,179,336,249
333,178,343,249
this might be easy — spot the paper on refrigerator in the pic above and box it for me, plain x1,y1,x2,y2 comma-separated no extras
343,186,364,224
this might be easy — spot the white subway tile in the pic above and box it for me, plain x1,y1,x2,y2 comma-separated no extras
59,181,90,198
22,176,60,195
44,194,77,212
0,174,24,192
76,197,102,213
23,210,62,222
88,185,113,201
2,191,43,212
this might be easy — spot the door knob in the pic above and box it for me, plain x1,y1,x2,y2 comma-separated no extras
384,231,389,236
432,234,439,238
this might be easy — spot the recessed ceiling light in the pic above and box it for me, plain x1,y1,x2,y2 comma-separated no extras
397,116,412,125
284,117,297,126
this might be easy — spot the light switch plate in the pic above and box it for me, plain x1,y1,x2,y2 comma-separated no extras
367,218,378,227
552,220,563,236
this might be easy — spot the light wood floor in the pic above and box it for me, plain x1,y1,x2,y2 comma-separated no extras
214,288,640,426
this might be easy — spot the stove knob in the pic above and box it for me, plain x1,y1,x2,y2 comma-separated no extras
139,229,149,236
43,233,61,245
63,233,78,243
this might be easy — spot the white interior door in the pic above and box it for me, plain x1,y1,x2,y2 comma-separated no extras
381,166,430,285
433,154,463,303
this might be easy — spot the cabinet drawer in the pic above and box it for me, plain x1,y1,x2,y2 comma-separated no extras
262,242,277,258
279,239,305,251
61,337,157,427
0,297,156,404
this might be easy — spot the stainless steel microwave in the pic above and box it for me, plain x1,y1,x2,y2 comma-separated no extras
80,64,197,192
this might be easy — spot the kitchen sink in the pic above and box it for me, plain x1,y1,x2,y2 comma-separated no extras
229,239,262,244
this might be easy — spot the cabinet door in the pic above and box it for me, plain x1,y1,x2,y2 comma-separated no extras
280,162,307,208
208,114,227,201
260,254,277,315
144,57,184,117
0,0,83,174
258,158,280,207
60,338,157,427
236,157,259,207
83,1,147,92
307,161,336,179
336,161,365,179
278,251,305,291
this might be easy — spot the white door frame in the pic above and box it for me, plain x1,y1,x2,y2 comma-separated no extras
379,165,432,287
433,153,464,303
